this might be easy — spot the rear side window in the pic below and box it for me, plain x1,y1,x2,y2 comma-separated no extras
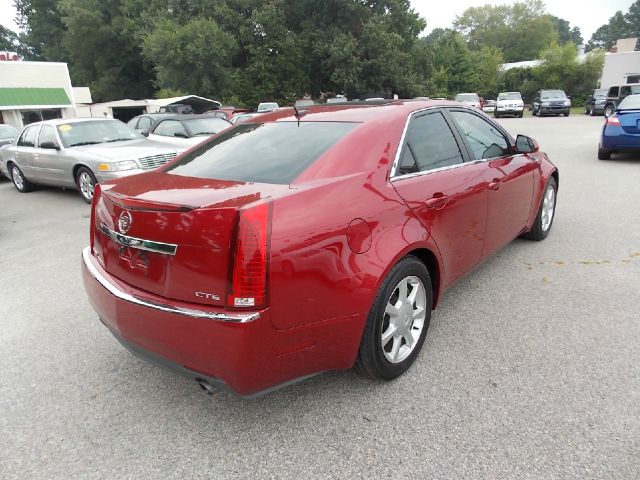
449,110,510,160
166,122,357,184
396,112,463,175
17,126,38,147
138,117,152,130
154,120,187,137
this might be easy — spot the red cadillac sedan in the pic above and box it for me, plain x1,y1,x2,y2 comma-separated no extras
82,100,558,398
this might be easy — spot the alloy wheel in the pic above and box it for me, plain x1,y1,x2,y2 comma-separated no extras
12,166,24,191
380,275,427,364
79,171,95,201
541,184,556,232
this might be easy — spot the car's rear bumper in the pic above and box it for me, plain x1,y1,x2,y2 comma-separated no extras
601,127,640,151
81,247,359,396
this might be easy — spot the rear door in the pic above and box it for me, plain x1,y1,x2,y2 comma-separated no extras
13,125,41,181
390,109,488,286
447,109,535,257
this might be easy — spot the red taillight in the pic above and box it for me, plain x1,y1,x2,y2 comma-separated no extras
89,183,102,253
606,115,620,126
227,202,272,309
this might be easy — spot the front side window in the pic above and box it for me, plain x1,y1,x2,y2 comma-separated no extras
449,110,510,160
166,122,357,184
17,126,38,147
608,86,619,97
396,112,463,175
621,86,631,97
153,120,188,137
38,125,57,147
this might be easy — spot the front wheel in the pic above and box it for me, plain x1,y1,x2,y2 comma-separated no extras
355,256,432,381
10,164,35,193
589,106,595,116
76,167,98,204
522,177,557,241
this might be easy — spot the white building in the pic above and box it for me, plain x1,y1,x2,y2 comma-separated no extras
600,38,640,88
0,60,87,128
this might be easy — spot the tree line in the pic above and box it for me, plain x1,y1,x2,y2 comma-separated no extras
1,0,636,106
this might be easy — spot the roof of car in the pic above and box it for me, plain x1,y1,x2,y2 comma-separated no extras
246,99,469,124
22,117,126,127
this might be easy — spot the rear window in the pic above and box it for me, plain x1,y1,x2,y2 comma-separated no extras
166,121,358,184
618,94,640,110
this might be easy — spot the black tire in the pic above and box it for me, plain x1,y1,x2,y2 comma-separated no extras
75,166,98,204
494,112,500,118
522,177,557,241
598,148,611,160
564,111,570,117
518,112,524,118
354,256,433,381
9,163,35,193
604,104,615,117
589,106,595,116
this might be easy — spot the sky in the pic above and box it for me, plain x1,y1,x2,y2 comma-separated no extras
0,0,636,42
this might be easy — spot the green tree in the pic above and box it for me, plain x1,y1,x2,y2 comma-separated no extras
547,15,583,45
0,24,19,51
586,1,640,52
454,0,558,61
14,0,67,60
58,0,155,101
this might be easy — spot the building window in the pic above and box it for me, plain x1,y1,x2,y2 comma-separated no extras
21,109,62,125
626,74,640,84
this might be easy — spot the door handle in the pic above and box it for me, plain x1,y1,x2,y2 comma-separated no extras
488,181,501,191
425,194,449,209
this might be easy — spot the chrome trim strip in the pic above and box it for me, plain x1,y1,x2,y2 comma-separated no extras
82,247,260,323
99,224,178,256
390,158,488,182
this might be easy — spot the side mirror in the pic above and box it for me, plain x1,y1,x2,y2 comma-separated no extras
139,129,149,137
40,141,60,150
515,134,539,154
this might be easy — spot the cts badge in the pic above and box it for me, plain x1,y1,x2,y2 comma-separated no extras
195,291,221,301
118,210,132,234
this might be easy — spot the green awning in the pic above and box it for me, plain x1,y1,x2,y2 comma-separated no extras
0,88,71,107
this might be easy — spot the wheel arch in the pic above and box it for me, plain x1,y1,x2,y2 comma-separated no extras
72,163,93,181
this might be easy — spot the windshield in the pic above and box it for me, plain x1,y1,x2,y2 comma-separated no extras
0,124,18,140
618,94,640,110
498,92,522,100
183,118,231,136
594,89,608,98
541,90,567,100
166,122,357,184
455,94,479,102
57,120,143,147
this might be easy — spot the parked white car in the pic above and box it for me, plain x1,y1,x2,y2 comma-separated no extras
257,102,279,112
454,93,482,109
494,92,524,118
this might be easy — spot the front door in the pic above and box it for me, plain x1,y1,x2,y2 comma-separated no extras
35,124,70,185
390,109,488,287
447,109,535,257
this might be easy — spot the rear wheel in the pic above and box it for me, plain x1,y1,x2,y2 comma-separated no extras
355,256,432,381
522,177,557,241
76,167,98,204
494,112,500,118
10,164,35,193
598,148,611,160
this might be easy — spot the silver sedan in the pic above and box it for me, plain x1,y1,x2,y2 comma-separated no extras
0,118,179,203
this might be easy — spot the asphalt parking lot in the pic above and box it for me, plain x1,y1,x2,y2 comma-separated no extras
1,114,639,479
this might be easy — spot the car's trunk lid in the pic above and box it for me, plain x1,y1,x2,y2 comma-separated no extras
617,110,640,134
92,172,289,307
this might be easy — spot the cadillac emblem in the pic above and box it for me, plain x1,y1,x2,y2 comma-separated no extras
118,210,132,234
